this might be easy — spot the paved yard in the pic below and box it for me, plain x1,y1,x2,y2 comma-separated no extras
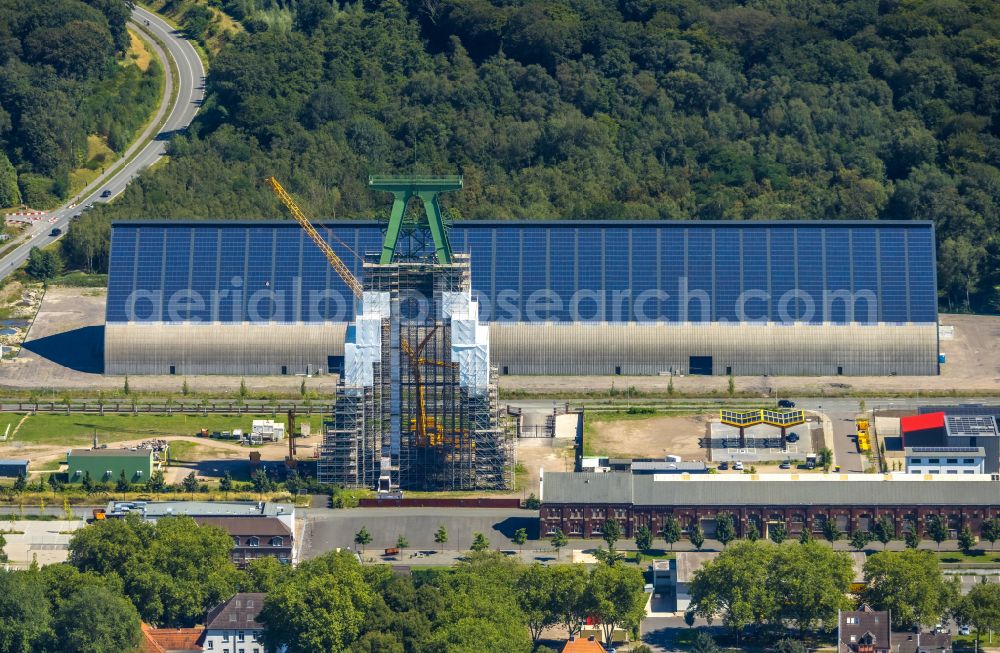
301,507,539,559
2,519,86,567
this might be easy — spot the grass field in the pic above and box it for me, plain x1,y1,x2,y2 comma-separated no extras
0,414,21,438
8,412,327,448
936,549,1000,564
50,272,108,288
67,135,117,198
165,440,198,462
125,28,152,71
627,549,676,562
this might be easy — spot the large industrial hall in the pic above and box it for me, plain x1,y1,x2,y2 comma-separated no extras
104,177,938,379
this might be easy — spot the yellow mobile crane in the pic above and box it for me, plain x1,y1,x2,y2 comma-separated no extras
266,176,363,299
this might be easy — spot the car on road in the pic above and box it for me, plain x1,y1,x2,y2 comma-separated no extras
733,461,744,471
779,460,791,469
49,228,61,236
959,625,971,635
778,399,796,408
785,432,799,443
100,189,112,198
717,461,729,471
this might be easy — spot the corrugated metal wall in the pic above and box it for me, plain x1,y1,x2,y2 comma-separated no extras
105,322,937,376
490,323,938,376
104,323,348,376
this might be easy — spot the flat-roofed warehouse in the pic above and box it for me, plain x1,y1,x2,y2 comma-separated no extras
104,220,939,376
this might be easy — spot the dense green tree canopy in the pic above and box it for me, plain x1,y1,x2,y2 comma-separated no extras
690,540,853,635
69,0,1000,312
67,514,242,626
689,540,778,633
863,549,958,629
0,570,52,653
259,552,376,653
956,581,1000,644
0,0,160,208
768,541,853,633
0,533,652,652
52,586,141,653
0,565,139,653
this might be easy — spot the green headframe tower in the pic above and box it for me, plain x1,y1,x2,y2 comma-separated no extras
368,175,463,265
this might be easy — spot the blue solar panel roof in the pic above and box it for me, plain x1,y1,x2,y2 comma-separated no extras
106,221,938,325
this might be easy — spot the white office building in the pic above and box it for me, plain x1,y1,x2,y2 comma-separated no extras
904,446,986,475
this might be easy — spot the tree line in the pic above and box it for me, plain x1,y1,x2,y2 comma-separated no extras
0,0,161,209
0,513,647,653
576,511,1000,553
6,466,342,503
688,540,1000,648
65,0,1000,313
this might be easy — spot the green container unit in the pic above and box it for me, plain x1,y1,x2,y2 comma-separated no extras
67,449,153,484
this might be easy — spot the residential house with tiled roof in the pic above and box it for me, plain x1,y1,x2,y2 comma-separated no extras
839,604,891,653
202,593,277,653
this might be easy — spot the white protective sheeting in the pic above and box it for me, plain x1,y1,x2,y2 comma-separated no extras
344,292,390,387
441,291,470,320
363,291,391,317
448,291,490,396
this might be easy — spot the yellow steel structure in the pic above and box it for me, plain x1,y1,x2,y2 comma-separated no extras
720,408,805,428
266,176,364,299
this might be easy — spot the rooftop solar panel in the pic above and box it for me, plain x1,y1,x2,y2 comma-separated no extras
945,415,998,438
105,220,938,326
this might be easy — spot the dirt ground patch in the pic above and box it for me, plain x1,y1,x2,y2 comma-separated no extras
585,413,709,461
162,439,279,483
516,438,575,497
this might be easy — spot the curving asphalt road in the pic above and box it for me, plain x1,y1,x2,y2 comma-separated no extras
0,6,205,281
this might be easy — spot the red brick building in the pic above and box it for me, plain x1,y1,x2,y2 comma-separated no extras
539,470,1000,540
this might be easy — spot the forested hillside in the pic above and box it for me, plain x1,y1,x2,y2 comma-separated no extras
0,0,161,209
72,0,1000,312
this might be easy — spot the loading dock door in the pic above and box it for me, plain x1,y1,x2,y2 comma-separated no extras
689,356,713,375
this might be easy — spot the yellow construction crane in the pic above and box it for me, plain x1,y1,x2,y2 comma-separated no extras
266,176,363,299
400,328,458,446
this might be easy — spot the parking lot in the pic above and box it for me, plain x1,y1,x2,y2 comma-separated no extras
301,507,539,560
707,420,819,463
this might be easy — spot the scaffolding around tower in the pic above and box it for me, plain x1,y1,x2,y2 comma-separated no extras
318,176,514,492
